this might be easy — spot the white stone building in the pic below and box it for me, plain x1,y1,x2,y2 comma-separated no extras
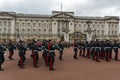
0,11,119,42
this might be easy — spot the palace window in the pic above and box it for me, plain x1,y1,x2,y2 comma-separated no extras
28,23,30,27
93,25,94,28
115,31,117,34
8,29,11,33
115,25,117,29
112,30,114,34
49,23,51,28
98,25,99,28
4,21,7,27
102,30,104,35
108,31,110,35
102,25,104,28
0,29,2,33
43,23,46,28
0,21,2,27
33,23,35,27
16,23,19,27
97,30,100,35
38,29,41,32
8,21,11,27
49,29,52,33
43,29,46,33
39,23,41,27
79,24,81,27
22,23,24,27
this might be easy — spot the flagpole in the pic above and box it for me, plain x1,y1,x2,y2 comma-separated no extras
61,2,63,12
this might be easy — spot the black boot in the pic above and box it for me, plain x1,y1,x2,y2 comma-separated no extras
0,66,4,71
59,56,63,60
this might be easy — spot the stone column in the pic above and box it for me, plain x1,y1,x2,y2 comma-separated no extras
64,32,69,42
86,33,92,41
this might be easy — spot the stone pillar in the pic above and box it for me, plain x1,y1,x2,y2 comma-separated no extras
52,20,58,40
11,19,15,40
86,33,92,41
64,32,69,42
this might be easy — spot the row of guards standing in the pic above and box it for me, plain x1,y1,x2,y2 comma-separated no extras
73,39,120,62
0,39,65,71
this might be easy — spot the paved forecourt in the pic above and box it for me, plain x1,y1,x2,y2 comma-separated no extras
0,47,120,80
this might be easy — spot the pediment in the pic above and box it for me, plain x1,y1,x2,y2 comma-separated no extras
105,16,119,21
51,13,75,19
0,12,16,17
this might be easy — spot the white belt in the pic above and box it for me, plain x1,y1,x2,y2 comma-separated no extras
105,47,111,49
81,47,84,48
49,50,55,53
96,47,101,48
60,48,63,50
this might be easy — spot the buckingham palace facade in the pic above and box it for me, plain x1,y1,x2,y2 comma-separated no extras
0,11,119,42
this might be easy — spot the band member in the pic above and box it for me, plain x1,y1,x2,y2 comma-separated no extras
28,41,34,58
73,40,78,59
0,42,6,71
17,41,27,68
42,40,49,66
113,40,119,61
48,40,56,71
58,41,64,60
32,42,41,67
8,40,15,60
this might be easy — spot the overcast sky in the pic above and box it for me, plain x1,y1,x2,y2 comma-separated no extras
0,0,120,16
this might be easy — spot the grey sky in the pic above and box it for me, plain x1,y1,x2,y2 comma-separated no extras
0,0,120,16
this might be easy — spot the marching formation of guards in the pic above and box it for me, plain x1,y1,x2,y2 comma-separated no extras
0,39,65,71
0,39,120,71
73,39,120,62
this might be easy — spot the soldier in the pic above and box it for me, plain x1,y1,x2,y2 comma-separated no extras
28,40,34,58
8,40,15,60
100,41,105,60
58,41,64,60
42,40,49,66
78,41,82,57
95,40,101,62
81,41,86,57
104,40,111,62
73,40,78,59
113,40,119,61
17,40,27,68
0,42,6,71
91,41,96,60
48,40,56,71
109,41,113,59
32,41,41,67
86,41,91,59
